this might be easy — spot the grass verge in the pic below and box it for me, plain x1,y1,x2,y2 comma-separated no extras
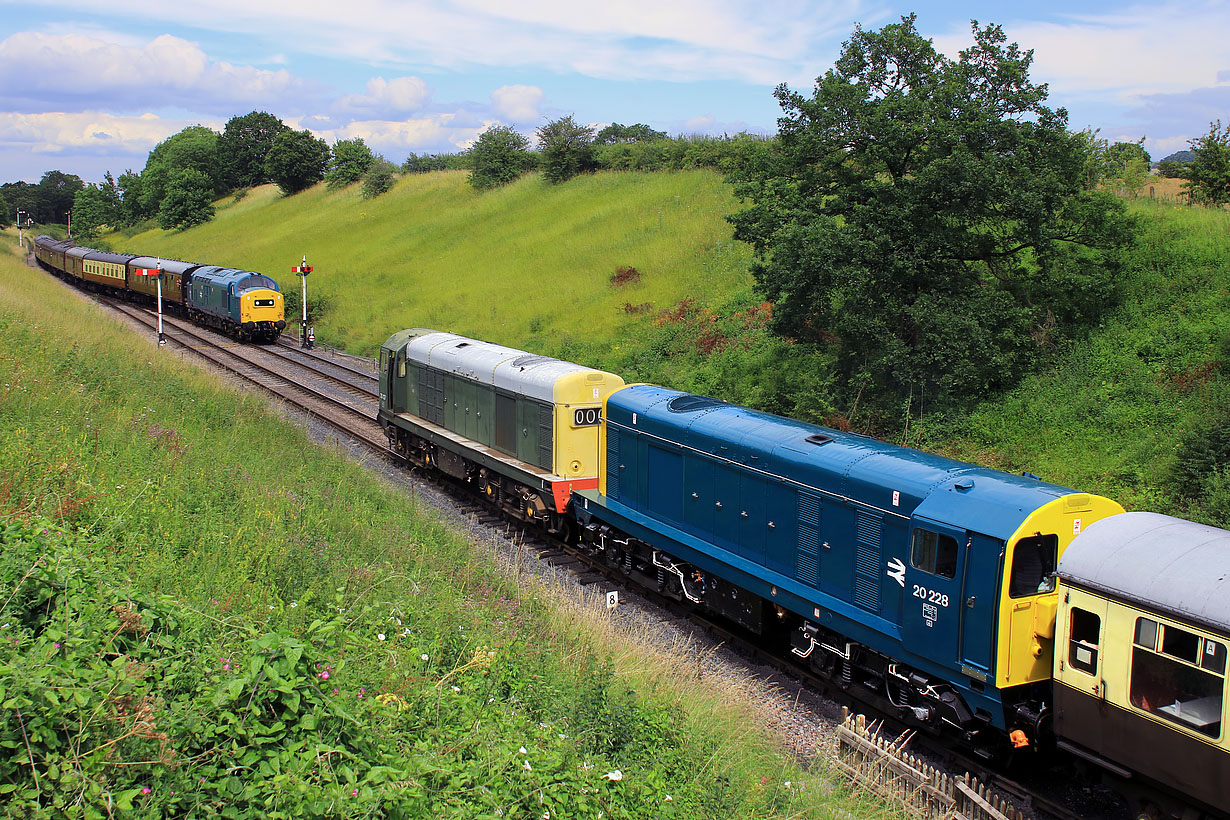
0,242,886,818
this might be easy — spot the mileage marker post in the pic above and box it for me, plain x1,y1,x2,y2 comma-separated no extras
135,262,166,346
292,256,313,349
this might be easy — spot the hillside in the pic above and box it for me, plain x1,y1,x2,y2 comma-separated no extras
120,171,1230,525
122,170,755,357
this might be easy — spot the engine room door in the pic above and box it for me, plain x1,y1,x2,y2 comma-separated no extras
960,532,1003,677
900,518,965,669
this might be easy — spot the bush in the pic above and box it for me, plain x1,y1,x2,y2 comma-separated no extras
467,126,534,190
361,158,397,199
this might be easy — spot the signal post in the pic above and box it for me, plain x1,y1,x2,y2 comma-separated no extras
293,255,313,349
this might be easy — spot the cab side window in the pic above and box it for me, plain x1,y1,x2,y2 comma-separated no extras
1009,534,1058,597
1067,607,1101,675
910,529,957,579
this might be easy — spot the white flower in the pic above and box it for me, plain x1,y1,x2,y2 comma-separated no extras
377,633,386,641
451,685,461,693
602,770,623,781
523,760,532,771
664,795,673,801
784,781,792,788
289,602,297,608
519,747,528,755
558,733,567,739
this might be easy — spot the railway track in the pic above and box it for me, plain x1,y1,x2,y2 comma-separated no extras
94,298,1119,820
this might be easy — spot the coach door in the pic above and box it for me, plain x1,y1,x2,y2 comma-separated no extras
901,519,964,667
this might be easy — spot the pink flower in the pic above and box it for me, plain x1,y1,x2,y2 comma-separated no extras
319,670,330,680
141,787,151,795
351,789,358,796
53,642,61,649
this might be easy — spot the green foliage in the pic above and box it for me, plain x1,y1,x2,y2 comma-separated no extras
0,190,10,229
728,15,1137,417
594,123,668,145
537,116,597,184
467,125,534,190
34,171,84,225
326,138,375,189
593,133,773,174
139,126,226,217
1157,159,1189,179
116,169,147,226
70,183,118,241
361,158,397,200
401,152,467,173
157,168,216,231
1105,140,1150,171
218,111,290,189
265,130,330,195
1184,120,1230,205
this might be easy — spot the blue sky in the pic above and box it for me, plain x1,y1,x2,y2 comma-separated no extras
1,0,1226,184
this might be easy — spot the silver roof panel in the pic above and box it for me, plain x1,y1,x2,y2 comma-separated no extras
1059,511,1230,634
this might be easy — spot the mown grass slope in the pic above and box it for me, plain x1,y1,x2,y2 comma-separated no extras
123,170,754,356
0,243,871,818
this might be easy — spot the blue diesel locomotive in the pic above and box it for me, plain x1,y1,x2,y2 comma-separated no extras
571,384,1124,750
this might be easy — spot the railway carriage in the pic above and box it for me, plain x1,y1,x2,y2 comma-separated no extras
377,329,625,534
64,244,90,281
32,236,73,275
571,383,1124,749
1055,512,1230,816
83,249,137,292
126,256,200,306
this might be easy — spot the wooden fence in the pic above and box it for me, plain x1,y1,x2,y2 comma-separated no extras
836,708,1024,820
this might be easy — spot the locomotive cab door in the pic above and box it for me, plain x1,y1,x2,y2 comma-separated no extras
901,519,965,669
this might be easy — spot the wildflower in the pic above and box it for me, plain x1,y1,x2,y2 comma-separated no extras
519,747,527,755
603,771,623,781
332,688,338,695
523,760,532,771
377,633,386,641
320,670,330,680
420,653,429,661
141,787,151,795
223,663,230,671
53,642,61,649
664,795,673,801
451,685,460,693
290,602,297,608
352,789,358,796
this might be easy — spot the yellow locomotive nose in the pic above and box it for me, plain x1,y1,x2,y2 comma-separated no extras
241,288,284,324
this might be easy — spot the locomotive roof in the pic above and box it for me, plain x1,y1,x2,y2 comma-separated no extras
607,384,1074,539
1059,511,1230,635
128,256,202,276
191,266,280,290
404,331,608,403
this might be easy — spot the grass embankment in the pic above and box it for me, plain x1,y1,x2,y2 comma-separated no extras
119,170,755,357
0,244,882,818
909,200,1230,520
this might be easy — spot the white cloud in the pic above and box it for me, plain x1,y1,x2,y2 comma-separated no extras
0,110,210,155
8,0,865,85
934,4,1230,102
310,115,488,154
0,30,315,113
490,85,543,124
339,76,432,115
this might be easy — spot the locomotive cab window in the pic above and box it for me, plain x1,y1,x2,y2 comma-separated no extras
910,529,958,579
396,348,407,378
379,350,389,375
1131,619,1225,739
1009,534,1058,597
1067,608,1101,675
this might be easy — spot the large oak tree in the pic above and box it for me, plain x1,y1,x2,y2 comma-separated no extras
728,16,1136,413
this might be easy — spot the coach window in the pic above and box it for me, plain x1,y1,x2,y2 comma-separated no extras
1130,619,1224,738
911,529,958,579
1009,534,1058,597
1067,608,1101,675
